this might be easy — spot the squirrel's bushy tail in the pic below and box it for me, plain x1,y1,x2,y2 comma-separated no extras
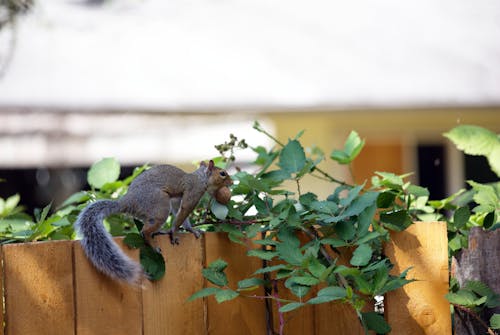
75,200,143,285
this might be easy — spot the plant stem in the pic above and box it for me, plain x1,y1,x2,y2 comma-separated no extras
453,303,497,335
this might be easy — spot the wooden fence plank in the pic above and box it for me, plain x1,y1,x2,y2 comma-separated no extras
3,240,75,335
205,233,267,335
314,245,369,335
384,222,451,335
271,286,315,335
74,237,142,335
0,245,4,335
142,234,205,335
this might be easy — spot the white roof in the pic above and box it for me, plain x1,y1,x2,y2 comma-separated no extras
0,0,500,110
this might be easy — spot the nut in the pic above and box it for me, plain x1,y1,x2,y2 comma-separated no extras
215,186,231,204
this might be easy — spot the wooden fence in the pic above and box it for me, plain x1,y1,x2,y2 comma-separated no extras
0,222,451,335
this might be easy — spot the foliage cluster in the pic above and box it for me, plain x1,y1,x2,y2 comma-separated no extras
0,123,499,334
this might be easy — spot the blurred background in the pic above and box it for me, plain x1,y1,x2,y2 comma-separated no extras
0,0,499,212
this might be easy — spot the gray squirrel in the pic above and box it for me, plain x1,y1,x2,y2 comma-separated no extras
75,160,232,285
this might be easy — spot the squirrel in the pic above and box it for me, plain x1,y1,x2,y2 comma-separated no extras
75,160,232,285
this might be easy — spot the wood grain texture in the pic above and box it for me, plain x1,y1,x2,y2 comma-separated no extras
204,233,267,335
384,222,451,335
0,245,3,335
3,240,75,335
74,237,142,335
142,234,205,335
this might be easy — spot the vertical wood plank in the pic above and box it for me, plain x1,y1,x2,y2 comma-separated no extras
3,240,75,335
205,233,267,335
271,283,315,335
314,245,369,335
315,301,368,335
74,237,142,335
384,222,451,335
0,245,4,335
142,234,205,335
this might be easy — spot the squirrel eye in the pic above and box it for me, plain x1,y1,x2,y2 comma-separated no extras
219,171,227,177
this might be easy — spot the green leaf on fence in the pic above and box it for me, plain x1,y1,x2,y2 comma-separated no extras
215,289,239,303
237,278,265,291
289,275,320,286
247,249,278,261
361,312,391,334
377,191,396,208
124,232,145,249
279,302,305,313
211,201,229,220
253,264,289,275
140,245,165,281
202,259,229,287
446,291,478,307
380,210,412,231
187,287,221,301
88,157,121,189
307,286,347,304
350,244,372,267
453,206,470,229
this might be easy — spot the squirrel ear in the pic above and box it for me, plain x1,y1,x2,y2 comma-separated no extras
208,160,215,171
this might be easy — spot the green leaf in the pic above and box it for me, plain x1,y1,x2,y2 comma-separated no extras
446,291,478,307
490,314,500,329
336,220,356,241
215,289,239,303
350,244,373,267
307,286,348,304
279,302,305,313
380,210,412,231
488,146,500,177
201,259,229,286
453,206,471,229
444,125,498,156
187,287,221,301
140,246,166,281
4,194,20,213
406,185,430,198
253,264,289,275
211,201,229,220
124,233,145,249
237,278,265,290
308,258,327,279
377,191,396,208
247,249,278,261
285,277,311,297
88,158,121,189
289,275,320,286
278,140,307,174
468,181,498,213
208,259,228,272
276,240,304,266
361,312,391,334
321,238,349,247
330,131,365,164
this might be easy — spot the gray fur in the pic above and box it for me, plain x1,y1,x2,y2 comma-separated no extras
75,200,142,284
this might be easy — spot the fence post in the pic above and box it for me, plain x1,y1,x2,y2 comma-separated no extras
384,222,451,335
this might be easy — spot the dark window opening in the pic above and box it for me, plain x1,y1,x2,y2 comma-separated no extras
464,154,498,185
0,166,136,214
417,145,446,200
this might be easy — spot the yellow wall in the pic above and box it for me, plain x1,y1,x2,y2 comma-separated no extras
264,108,500,198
